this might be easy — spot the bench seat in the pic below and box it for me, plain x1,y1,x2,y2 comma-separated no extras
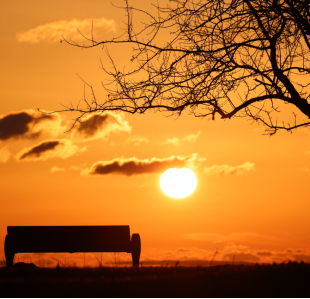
5,226,141,267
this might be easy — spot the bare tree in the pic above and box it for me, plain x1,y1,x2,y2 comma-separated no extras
55,0,310,135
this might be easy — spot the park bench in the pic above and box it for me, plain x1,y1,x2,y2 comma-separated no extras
4,226,141,267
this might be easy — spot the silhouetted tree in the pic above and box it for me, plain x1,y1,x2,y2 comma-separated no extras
58,0,310,135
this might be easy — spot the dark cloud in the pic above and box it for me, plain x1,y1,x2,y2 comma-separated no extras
77,114,113,135
294,249,306,253
83,154,197,176
291,254,310,262
257,251,273,257
18,140,61,160
204,162,255,175
177,248,190,252
71,113,130,141
223,253,260,262
0,110,57,141
17,139,86,162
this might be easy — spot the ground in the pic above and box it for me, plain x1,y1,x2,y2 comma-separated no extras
0,262,309,297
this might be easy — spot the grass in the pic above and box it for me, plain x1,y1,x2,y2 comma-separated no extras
0,262,309,297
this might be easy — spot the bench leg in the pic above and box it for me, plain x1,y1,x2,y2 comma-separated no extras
4,234,15,266
131,234,141,267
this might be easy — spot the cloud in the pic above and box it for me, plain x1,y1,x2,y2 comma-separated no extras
294,249,307,253
16,139,86,162
0,110,60,141
146,246,262,264
256,251,273,256
70,113,131,142
298,167,309,172
50,166,65,173
82,154,198,176
0,146,11,163
143,245,310,265
161,137,181,146
291,254,310,262
184,232,282,245
204,162,255,175
124,135,149,146
16,18,116,43
182,131,201,142
222,253,260,262
177,248,190,252
160,131,201,146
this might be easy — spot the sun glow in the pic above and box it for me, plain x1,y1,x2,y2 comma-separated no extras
160,168,197,198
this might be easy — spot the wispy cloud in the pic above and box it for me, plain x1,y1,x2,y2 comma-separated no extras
70,163,88,171
82,154,198,176
0,110,60,141
182,131,201,142
16,139,86,162
0,146,11,163
124,135,149,146
16,18,116,43
50,166,65,173
184,232,282,245
204,162,255,175
161,137,180,146
160,131,201,146
70,113,131,142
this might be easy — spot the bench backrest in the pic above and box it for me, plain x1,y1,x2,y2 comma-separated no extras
7,226,131,253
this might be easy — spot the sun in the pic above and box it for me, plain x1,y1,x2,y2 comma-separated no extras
160,168,197,198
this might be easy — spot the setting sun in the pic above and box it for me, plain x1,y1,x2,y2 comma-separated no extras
160,168,197,198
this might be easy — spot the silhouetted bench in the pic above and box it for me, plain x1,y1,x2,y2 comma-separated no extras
4,226,141,267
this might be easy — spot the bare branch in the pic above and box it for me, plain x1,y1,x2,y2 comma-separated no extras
47,0,310,135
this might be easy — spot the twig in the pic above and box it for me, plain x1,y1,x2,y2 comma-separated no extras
95,257,102,268
210,248,219,267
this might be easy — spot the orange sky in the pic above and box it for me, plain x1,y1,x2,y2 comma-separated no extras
0,0,310,267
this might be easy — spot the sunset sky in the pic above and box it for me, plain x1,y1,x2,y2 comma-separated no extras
1,0,310,267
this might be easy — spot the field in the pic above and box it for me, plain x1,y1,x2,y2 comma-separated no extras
1,262,309,297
